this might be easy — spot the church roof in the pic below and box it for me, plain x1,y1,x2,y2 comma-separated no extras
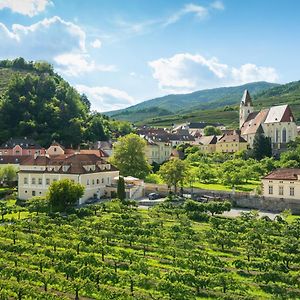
241,109,269,135
240,90,253,106
264,104,295,123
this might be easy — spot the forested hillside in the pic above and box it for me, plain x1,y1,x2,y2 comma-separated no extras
0,58,131,146
139,80,300,128
107,82,278,123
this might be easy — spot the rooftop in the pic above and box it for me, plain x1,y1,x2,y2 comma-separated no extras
263,168,300,181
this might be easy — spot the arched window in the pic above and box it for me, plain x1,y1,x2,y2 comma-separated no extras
282,128,287,143
275,129,279,143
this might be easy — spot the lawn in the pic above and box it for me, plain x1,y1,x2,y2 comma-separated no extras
191,180,260,193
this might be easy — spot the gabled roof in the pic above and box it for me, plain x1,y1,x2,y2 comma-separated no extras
218,133,247,143
199,135,218,145
264,104,295,123
241,109,269,135
240,89,253,106
263,168,300,181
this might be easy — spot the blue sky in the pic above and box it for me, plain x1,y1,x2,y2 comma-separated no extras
0,0,299,112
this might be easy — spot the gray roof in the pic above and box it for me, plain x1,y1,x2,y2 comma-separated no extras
264,104,295,124
240,90,253,106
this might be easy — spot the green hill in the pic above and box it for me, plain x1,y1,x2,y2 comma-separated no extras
0,58,125,146
107,81,278,123
141,80,300,128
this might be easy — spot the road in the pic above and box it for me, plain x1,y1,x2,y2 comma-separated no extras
220,208,279,219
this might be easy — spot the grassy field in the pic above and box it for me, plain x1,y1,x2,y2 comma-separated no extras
0,200,299,299
191,180,260,193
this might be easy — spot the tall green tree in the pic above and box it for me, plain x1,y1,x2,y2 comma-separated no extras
110,133,151,179
117,176,126,202
47,179,84,212
252,127,272,160
159,159,188,194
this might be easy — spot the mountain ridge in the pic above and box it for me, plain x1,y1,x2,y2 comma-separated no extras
106,81,279,122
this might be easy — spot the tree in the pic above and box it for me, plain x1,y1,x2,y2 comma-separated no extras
252,128,272,160
47,179,84,212
159,159,188,194
110,133,151,179
203,126,222,136
0,165,17,186
117,176,126,202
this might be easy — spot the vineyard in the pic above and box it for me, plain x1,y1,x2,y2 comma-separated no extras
0,199,299,299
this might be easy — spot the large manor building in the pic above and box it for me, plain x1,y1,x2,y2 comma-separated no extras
239,90,297,149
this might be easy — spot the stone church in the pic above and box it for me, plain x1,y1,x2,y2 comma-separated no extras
239,90,297,149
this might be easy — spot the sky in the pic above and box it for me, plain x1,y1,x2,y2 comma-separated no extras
0,0,299,112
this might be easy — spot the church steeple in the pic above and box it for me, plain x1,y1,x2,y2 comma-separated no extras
239,89,254,128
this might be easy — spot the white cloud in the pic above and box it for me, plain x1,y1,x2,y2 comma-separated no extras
149,53,279,93
232,64,278,84
76,84,135,112
0,16,114,76
0,0,52,17
54,53,116,76
211,1,225,10
164,4,208,26
90,39,102,48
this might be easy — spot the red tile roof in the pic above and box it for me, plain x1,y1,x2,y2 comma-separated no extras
218,133,247,143
263,168,300,181
19,153,118,174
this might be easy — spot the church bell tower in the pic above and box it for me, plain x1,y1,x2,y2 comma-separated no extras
239,89,254,128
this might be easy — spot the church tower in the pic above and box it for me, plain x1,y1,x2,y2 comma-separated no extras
239,90,254,128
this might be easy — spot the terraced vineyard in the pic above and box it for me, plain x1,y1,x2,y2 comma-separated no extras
0,200,299,299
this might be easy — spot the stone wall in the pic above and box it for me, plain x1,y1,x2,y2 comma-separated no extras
145,183,300,214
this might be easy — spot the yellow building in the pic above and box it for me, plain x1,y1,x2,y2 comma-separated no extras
144,137,172,164
197,135,218,153
18,153,119,204
262,168,300,200
216,133,248,153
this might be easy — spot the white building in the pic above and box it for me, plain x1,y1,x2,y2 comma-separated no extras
240,90,297,149
18,153,119,204
262,168,300,200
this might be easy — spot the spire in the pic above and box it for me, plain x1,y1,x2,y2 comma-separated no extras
241,89,253,106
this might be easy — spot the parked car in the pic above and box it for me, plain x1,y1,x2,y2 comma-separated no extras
148,193,160,200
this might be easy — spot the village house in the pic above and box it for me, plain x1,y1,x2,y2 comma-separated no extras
0,137,45,156
240,90,297,149
197,135,219,153
143,135,172,164
215,133,248,153
18,153,119,204
262,168,300,200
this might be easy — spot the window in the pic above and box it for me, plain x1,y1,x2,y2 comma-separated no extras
54,147,57,152
46,178,50,185
87,179,90,185
268,186,273,195
32,191,36,196
92,179,95,185
279,186,284,196
32,178,36,185
97,179,99,184
282,128,287,143
290,187,295,196
102,178,104,184
275,129,279,143
38,178,42,185
24,177,28,184
53,179,57,182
